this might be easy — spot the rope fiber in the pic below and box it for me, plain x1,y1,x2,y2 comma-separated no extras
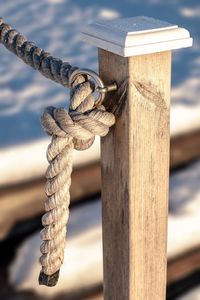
0,17,76,87
0,18,127,287
39,76,115,286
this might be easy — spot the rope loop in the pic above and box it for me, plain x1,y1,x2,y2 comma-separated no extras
39,75,115,286
41,76,115,151
0,17,121,288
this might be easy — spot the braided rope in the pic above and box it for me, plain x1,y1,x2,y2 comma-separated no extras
0,17,77,87
39,76,115,286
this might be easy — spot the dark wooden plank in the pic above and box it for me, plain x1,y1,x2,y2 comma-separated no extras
170,130,200,168
0,162,101,239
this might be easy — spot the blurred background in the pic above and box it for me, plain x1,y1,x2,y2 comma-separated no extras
0,0,200,299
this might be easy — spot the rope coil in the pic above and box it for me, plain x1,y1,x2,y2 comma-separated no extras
0,18,126,287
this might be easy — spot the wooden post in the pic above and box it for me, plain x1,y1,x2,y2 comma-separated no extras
82,16,192,300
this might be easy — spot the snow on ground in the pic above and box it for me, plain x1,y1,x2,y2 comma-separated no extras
178,287,200,300
168,160,200,258
0,0,199,148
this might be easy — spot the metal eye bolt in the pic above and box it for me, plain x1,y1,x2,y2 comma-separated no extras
69,68,117,105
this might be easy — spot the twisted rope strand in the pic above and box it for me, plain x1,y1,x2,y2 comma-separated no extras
39,134,73,286
0,17,77,88
39,78,115,286
0,18,126,288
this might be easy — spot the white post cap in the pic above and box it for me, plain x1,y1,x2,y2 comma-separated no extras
81,16,193,57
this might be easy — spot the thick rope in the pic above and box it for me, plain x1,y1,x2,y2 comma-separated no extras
0,18,126,288
39,76,115,286
0,18,77,87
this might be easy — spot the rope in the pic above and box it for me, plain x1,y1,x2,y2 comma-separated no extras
0,18,127,287
39,76,115,286
0,18,76,87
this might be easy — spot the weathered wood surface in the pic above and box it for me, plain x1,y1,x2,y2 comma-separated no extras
80,246,200,299
99,49,171,300
74,245,200,300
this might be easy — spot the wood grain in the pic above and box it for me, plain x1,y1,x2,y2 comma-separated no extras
99,49,171,299
79,246,200,299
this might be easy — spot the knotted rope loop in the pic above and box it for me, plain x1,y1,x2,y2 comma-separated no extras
42,75,115,150
0,17,121,288
39,75,115,286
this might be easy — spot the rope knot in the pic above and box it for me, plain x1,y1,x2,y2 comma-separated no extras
39,76,115,286
0,18,124,287
41,76,115,151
